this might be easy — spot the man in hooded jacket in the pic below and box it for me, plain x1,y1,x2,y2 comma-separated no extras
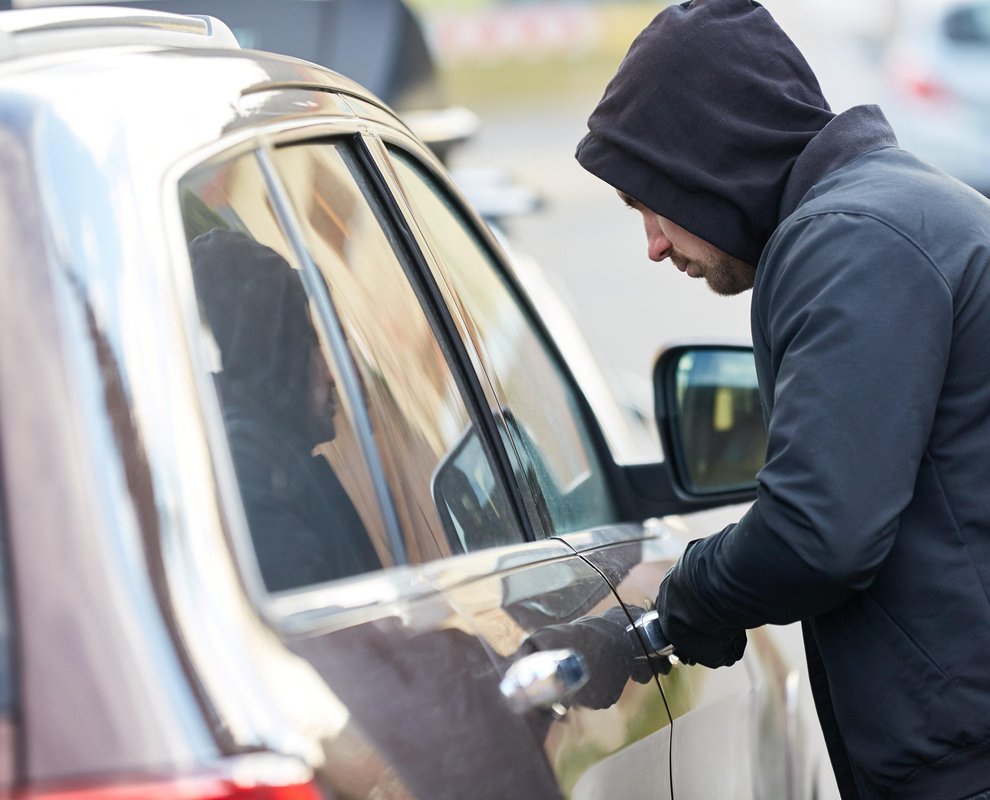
576,1,990,798
190,229,382,592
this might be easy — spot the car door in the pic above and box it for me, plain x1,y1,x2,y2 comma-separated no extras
174,123,675,799
369,135,789,800
573,519,796,800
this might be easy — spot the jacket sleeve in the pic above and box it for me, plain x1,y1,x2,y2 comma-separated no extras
680,211,953,628
226,426,340,592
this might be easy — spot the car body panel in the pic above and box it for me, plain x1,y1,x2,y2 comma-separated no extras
279,572,562,800
436,545,673,798
0,90,218,779
566,527,761,800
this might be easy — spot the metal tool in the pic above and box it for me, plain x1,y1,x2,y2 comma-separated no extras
628,609,675,664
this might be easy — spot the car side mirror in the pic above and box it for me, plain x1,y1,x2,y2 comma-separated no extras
654,345,766,496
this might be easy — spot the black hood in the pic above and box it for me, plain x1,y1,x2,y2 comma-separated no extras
190,229,316,435
575,0,834,266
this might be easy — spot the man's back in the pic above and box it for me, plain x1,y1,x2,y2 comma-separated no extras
755,139,990,798
574,0,990,795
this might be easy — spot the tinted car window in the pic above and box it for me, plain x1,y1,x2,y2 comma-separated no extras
270,141,525,560
386,147,618,535
179,152,390,592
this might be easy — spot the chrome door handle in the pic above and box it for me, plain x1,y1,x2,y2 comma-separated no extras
627,609,675,659
499,648,589,713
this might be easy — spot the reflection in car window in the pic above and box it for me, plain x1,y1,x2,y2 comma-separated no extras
386,147,617,536
270,142,524,560
675,350,765,492
179,154,389,592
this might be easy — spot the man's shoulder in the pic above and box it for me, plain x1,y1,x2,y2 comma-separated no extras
767,146,990,285
788,146,987,231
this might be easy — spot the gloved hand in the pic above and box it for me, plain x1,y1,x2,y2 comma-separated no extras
656,560,747,669
518,605,654,710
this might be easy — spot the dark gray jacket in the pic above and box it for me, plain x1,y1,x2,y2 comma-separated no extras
574,2,990,793
679,105,990,799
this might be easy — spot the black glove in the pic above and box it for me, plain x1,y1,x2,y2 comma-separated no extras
656,560,747,669
518,606,654,710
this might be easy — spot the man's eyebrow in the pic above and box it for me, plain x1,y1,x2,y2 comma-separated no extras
617,190,636,209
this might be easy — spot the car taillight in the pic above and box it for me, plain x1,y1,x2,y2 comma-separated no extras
901,73,953,102
889,56,954,104
18,755,329,800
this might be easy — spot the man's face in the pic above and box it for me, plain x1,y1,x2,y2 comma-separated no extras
618,191,755,296
305,343,338,447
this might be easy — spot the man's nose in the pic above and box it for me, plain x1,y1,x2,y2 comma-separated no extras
647,229,672,262
641,212,671,262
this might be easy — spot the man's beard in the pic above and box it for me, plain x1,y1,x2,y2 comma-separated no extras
698,254,756,296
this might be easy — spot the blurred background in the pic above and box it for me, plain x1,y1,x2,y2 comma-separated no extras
399,0,982,432
5,0,977,450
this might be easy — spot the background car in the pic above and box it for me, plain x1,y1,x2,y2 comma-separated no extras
882,0,990,194
0,6,830,799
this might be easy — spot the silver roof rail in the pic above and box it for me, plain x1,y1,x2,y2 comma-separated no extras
0,6,240,60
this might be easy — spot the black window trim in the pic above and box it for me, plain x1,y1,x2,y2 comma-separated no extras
361,132,559,537
352,129,553,541
365,130,639,533
262,130,538,554
344,133,539,544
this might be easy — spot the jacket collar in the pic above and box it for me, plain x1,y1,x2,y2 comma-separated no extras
778,105,898,221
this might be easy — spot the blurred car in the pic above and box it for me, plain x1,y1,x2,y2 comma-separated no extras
0,6,833,800
882,0,990,194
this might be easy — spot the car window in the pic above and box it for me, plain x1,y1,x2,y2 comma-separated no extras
179,152,391,592
269,141,525,560
386,146,618,536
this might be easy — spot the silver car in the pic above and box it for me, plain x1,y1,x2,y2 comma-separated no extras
0,7,830,799
882,0,990,194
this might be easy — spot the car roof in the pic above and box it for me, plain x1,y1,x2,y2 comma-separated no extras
0,0,444,111
0,6,410,172
0,5,400,109
0,5,241,58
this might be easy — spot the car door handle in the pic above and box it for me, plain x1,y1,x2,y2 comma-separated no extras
499,648,589,713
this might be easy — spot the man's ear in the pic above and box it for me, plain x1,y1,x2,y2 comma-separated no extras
617,189,637,209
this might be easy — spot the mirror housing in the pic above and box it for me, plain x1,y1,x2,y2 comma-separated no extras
654,344,765,501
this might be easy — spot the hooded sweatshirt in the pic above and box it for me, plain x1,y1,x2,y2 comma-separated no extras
578,2,990,799
575,0,834,266
190,229,381,591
